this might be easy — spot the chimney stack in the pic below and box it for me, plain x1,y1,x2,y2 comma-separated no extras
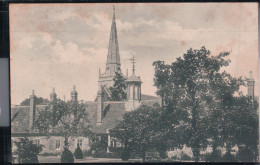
50,87,57,102
71,85,78,101
247,71,255,98
96,85,103,125
29,90,36,132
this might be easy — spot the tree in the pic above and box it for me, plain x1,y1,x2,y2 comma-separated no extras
153,46,235,161
14,137,43,163
233,96,258,161
34,99,92,161
20,97,49,106
110,104,161,162
109,72,127,101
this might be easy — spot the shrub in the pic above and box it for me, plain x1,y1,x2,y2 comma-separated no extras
74,144,83,159
14,137,43,164
61,147,74,163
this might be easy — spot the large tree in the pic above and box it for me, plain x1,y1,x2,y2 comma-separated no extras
109,72,127,101
153,46,239,161
110,104,161,161
34,99,92,151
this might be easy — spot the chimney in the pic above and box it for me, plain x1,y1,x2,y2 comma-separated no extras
50,87,57,102
29,90,36,132
71,85,78,101
247,71,255,98
96,85,103,125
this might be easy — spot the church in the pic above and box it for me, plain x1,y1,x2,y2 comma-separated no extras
11,7,161,155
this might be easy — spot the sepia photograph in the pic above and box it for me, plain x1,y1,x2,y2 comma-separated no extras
10,3,258,163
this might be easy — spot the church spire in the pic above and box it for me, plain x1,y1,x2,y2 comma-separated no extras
105,6,121,77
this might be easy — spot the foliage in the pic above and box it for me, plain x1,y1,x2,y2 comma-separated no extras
153,46,258,162
110,104,161,161
74,144,83,159
109,72,127,101
14,137,43,163
34,99,92,163
20,97,49,106
34,99,91,144
61,147,74,163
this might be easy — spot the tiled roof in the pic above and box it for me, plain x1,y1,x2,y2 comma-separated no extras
11,94,160,135
91,102,126,134
11,105,48,134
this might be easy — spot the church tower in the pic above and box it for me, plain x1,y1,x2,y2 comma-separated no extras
98,6,122,88
125,57,142,111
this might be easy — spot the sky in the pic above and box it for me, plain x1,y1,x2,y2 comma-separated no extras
10,3,258,105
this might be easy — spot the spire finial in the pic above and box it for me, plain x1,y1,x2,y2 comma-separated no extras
129,56,135,74
113,5,115,20
73,85,76,91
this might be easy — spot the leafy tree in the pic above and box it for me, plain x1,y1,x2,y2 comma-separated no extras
34,99,92,160
20,97,49,106
233,96,258,161
110,104,161,161
153,46,235,161
109,72,127,101
14,137,43,163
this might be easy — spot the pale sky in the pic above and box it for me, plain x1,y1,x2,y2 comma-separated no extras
10,3,258,105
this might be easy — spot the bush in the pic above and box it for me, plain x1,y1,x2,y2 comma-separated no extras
14,137,43,164
74,144,83,159
121,148,131,161
61,147,74,163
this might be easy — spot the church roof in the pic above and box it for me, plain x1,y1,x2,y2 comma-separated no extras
106,7,120,66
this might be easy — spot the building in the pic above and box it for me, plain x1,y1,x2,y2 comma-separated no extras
11,7,161,156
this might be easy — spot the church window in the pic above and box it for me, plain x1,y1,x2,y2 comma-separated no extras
77,139,83,148
55,140,60,149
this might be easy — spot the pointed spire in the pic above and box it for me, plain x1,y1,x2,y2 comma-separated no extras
106,6,120,68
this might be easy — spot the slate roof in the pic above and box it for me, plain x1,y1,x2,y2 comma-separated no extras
127,73,141,82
